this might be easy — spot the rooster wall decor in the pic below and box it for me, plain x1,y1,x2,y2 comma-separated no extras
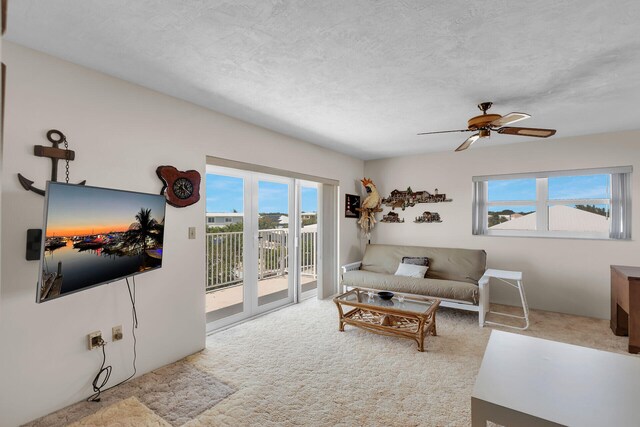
356,177,383,235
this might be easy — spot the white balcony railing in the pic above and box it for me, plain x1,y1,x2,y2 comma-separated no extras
206,228,317,292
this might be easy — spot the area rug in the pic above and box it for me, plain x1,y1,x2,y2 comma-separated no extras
25,361,235,427
68,397,170,427
26,299,631,426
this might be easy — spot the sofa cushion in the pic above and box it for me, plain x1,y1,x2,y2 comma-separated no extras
361,244,486,285
342,270,479,304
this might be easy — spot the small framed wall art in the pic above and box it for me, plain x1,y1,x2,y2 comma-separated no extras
345,194,361,218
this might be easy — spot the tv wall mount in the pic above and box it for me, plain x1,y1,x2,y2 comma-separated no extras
17,129,86,196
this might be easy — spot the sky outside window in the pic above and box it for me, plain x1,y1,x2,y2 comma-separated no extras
258,181,288,213
206,174,244,213
302,187,318,213
207,174,318,214
548,175,610,200
488,178,536,202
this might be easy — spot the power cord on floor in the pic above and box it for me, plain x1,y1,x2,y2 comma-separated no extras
87,276,138,402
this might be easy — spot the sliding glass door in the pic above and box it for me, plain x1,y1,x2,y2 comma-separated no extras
298,181,319,300
206,167,315,330
205,171,248,326
255,175,295,311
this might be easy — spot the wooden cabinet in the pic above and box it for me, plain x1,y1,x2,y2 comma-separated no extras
611,265,640,354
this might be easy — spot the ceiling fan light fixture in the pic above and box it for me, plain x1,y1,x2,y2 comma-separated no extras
479,129,490,138
468,114,501,130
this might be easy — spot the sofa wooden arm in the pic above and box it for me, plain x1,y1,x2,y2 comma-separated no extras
478,273,490,287
340,261,362,294
341,261,362,274
478,270,491,327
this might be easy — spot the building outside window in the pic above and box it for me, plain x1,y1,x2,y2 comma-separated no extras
205,212,244,228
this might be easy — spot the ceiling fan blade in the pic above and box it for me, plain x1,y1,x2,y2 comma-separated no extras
417,129,472,136
497,127,556,138
490,112,530,127
455,134,480,152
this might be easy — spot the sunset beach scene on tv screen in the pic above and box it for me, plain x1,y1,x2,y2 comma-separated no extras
38,183,166,302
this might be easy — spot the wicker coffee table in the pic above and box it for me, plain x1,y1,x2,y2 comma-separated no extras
333,288,440,352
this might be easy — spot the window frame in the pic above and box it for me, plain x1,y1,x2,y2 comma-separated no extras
475,167,631,240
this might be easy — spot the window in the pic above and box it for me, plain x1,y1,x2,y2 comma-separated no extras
472,167,632,239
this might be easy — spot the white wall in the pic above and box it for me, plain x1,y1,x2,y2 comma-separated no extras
0,42,364,427
365,131,640,319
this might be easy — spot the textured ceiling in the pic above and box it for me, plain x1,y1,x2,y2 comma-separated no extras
6,1,640,159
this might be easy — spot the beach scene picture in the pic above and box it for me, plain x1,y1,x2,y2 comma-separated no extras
38,183,166,302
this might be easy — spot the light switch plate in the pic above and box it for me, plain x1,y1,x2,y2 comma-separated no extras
188,227,196,239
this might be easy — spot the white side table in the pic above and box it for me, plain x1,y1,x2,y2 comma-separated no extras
483,269,529,330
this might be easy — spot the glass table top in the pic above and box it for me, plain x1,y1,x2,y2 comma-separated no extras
335,289,436,314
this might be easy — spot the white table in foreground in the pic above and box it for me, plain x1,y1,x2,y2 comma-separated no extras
472,330,640,427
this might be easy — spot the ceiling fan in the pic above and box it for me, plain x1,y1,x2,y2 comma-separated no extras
417,102,556,152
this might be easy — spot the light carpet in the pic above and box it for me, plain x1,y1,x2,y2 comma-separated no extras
187,299,630,426
27,298,632,426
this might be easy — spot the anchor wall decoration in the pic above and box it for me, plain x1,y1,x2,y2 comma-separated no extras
17,129,86,196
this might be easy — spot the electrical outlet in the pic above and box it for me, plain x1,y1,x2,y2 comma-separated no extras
88,331,103,350
188,227,196,239
112,325,123,342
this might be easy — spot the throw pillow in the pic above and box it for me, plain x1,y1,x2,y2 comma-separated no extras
401,256,429,267
394,263,429,278
401,256,429,277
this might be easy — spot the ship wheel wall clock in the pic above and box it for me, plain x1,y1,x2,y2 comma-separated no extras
156,165,201,208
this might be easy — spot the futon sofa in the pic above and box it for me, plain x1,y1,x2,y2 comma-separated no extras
341,244,490,326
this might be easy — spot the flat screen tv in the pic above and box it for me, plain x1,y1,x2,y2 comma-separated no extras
37,182,166,303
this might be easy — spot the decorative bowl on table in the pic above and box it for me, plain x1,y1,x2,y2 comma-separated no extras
377,291,394,300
